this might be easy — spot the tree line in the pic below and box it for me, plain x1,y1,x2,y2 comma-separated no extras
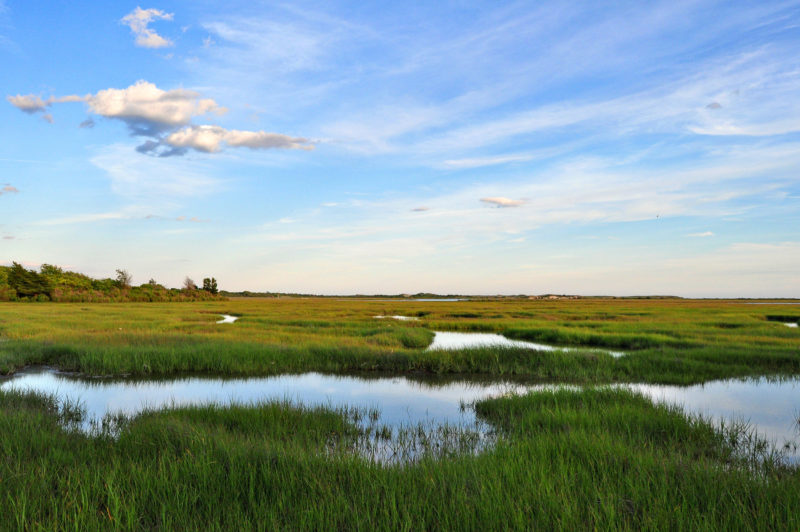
0,262,223,302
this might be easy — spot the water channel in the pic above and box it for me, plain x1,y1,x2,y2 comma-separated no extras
2,368,798,464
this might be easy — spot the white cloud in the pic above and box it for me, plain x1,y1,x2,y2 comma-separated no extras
6,94,48,113
442,154,535,169
165,125,313,153
121,7,174,49
480,197,525,208
9,81,314,157
7,93,88,122
87,81,224,132
231,138,800,293
317,43,800,159
687,231,714,237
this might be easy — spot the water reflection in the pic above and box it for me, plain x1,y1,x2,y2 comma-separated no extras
627,378,800,462
427,331,626,358
2,369,798,463
0,369,525,435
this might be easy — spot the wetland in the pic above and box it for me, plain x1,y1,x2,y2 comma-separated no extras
1,297,799,529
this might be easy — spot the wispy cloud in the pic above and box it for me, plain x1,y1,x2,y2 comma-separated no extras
34,211,129,226
145,214,208,223
234,138,800,286
687,231,714,237
90,143,223,199
7,93,88,122
0,184,19,195
480,197,525,208
165,125,313,153
121,7,174,49
441,154,535,169
298,7,800,160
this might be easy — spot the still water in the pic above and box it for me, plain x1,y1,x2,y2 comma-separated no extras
427,331,626,357
2,369,798,462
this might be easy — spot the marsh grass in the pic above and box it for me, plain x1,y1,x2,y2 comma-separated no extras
3,299,800,528
1,299,799,383
1,386,798,530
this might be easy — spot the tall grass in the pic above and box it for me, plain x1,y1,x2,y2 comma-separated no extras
1,386,798,530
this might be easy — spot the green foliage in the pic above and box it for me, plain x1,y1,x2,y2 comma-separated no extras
203,277,219,294
115,269,132,289
7,262,51,299
0,267,13,301
0,262,224,303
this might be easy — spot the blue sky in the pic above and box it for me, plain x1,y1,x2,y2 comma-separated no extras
2,1,799,296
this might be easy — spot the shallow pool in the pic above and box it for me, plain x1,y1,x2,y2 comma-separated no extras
427,331,626,357
2,369,797,463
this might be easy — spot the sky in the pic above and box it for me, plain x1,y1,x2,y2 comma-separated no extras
1,1,799,297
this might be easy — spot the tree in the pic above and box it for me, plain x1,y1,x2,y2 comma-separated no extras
202,277,218,295
115,269,132,289
183,276,197,290
8,262,51,298
40,264,64,277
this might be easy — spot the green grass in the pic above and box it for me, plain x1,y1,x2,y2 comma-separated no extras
0,299,798,383
2,298,800,529
1,386,798,530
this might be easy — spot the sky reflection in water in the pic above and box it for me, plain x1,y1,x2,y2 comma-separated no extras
2,370,798,463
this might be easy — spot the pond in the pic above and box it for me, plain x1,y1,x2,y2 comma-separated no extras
628,378,800,462
2,369,798,463
427,331,626,358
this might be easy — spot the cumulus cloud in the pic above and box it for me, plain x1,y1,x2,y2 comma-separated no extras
7,94,48,113
687,231,714,237
480,197,525,208
9,80,312,156
1,184,19,195
121,7,174,48
86,81,224,135
165,125,313,153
